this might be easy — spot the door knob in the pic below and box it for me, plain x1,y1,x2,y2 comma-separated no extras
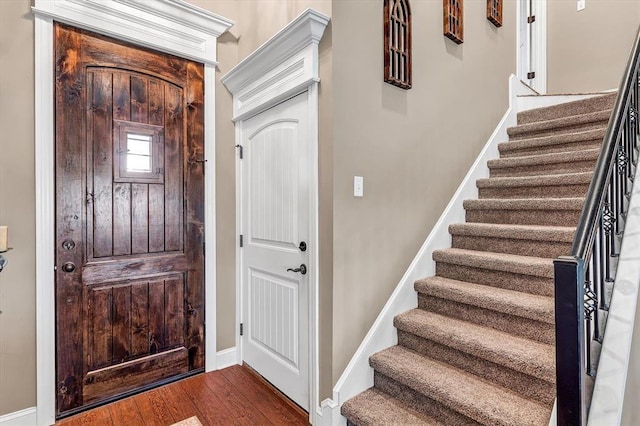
286,264,307,275
61,262,76,273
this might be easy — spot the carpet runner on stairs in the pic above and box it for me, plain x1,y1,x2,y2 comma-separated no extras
341,92,616,425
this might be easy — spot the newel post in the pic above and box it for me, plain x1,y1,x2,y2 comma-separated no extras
554,256,588,426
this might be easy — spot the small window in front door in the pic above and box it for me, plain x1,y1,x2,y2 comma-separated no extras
126,133,153,172
114,120,164,183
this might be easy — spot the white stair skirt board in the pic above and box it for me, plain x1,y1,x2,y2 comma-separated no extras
0,407,37,426
587,161,640,425
312,75,537,426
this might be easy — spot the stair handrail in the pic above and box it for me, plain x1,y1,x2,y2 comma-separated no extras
554,25,640,425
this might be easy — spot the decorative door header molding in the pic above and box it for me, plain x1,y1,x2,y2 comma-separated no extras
32,0,234,65
222,9,330,121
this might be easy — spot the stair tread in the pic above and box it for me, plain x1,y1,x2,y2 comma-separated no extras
463,197,584,211
498,128,604,154
342,388,441,425
414,276,555,323
507,109,611,137
370,346,552,426
477,172,592,188
394,309,555,381
488,148,600,168
433,248,553,277
448,222,575,242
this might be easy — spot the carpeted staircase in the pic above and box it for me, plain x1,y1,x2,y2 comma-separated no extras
341,93,616,425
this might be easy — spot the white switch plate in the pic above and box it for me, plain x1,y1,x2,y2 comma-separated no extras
577,0,585,11
354,176,364,197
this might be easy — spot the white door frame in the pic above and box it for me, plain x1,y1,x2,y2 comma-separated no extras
32,1,232,424
517,0,547,94
221,9,329,424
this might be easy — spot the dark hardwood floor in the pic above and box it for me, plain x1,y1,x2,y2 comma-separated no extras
56,365,309,425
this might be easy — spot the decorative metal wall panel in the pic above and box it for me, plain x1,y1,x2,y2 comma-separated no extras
444,0,463,44
384,0,412,89
487,0,502,27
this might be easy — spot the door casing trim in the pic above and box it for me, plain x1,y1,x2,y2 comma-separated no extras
32,1,232,423
516,0,547,93
221,9,329,424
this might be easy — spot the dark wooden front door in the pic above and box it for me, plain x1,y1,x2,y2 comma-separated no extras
55,24,205,416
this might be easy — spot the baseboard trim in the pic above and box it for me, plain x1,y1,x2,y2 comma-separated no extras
216,347,238,370
327,74,537,425
312,398,339,426
0,407,37,426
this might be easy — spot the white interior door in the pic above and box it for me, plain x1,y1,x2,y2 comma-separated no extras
240,92,310,410
518,0,534,86
518,0,547,93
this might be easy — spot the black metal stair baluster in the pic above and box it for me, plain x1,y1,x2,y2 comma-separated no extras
555,25,640,425
595,224,605,310
603,190,614,280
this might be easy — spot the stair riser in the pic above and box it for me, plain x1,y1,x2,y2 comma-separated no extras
417,294,554,345
499,139,602,158
517,95,615,124
489,158,598,177
478,183,589,199
451,234,572,258
397,331,555,406
508,120,609,141
435,262,553,296
373,372,480,426
465,208,581,227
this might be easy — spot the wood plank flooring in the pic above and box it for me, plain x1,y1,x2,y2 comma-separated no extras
56,365,309,426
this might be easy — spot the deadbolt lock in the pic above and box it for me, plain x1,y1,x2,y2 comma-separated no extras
62,239,76,250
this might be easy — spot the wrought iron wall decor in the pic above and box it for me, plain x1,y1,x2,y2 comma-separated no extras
384,0,412,89
487,0,502,27
444,0,463,44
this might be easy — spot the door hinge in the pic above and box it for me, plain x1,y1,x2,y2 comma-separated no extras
240,323,244,336
235,144,244,159
527,71,536,79
239,234,244,247
203,241,205,255
527,15,536,24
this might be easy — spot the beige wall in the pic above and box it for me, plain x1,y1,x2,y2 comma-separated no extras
330,0,516,383
547,0,640,93
0,0,332,415
0,0,36,416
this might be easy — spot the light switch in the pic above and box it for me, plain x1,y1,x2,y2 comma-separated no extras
354,176,364,197
577,0,585,11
